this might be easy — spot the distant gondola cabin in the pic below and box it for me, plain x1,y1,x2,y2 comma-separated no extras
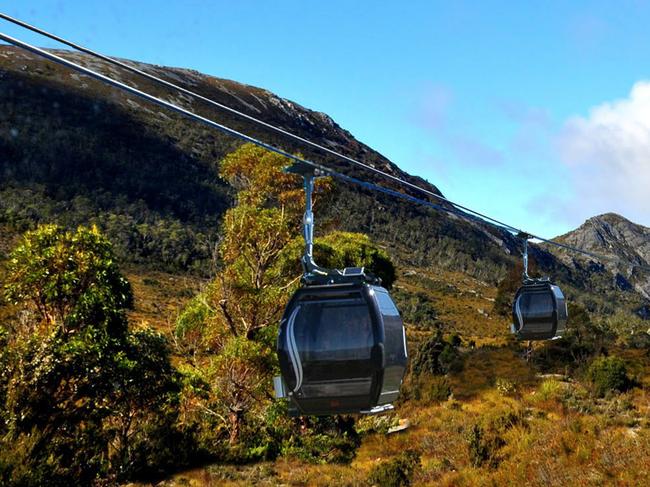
512,280,567,341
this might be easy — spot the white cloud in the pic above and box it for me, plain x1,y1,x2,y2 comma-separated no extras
557,81,650,226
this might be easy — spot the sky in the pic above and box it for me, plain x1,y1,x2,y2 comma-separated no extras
2,1,650,238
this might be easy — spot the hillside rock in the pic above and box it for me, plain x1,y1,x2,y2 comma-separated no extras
557,213,650,298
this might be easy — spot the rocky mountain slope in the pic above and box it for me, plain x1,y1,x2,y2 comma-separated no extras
557,213,650,300
0,45,648,318
0,45,514,275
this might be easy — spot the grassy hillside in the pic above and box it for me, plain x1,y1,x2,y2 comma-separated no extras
2,45,649,487
102,261,648,486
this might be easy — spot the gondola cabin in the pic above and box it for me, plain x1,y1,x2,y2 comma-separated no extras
511,280,567,341
277,282,407,416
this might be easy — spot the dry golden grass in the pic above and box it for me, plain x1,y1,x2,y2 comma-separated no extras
124,266,205,332
398,267,510,340
125,264,650,487
141,348,648,486
133,391,650,487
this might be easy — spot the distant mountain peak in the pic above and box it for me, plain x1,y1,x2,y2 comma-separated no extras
557,212,650,297
587,212,630,225
560,213,649,247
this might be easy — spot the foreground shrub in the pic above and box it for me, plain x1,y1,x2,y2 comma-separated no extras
586,356,631,397
465,424,504,468
411,333,445,376
277,414,360,465
368,449,421,487
411,333,463,377
439,343,464,373
0,225,194,486
411,375,452,403
223,401,362,465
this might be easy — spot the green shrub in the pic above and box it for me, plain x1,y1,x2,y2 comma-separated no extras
392,289,439,329
0,225,196,485
367,449,420,487
315,232,396,288
412,375,452,403
411,333,445,376
411,333,463,377
243,402,361,465
277,415,360,465
586,356,631,397
439,343,464,373
466,424,504,468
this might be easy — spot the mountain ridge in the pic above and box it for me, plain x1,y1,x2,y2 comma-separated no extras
1,45,649,317
557,212,650,298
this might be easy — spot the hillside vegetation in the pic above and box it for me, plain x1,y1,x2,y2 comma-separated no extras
1,145,649,486
1,46,649,486
2,46,648,318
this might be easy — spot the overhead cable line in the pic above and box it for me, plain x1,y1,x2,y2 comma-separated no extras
7,12,608,251
0,12,524,235
0,31,489,228
1,29,649,272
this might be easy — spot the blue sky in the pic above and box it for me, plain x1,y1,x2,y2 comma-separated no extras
2,1,650,237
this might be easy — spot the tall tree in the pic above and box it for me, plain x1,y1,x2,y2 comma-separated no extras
175,144,395,447
1,225,184,486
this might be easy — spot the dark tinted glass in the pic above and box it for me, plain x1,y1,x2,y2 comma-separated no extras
292,300,374,384
520,292,554,321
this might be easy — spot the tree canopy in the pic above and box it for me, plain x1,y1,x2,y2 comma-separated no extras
4,224,132,336
0,225,186,486
174,143,395,452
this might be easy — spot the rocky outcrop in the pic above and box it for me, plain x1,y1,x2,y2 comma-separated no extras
557,213,650,298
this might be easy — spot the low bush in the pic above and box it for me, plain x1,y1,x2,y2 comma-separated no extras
367,449,421,487
411,333,463,377
252,402,361,465
466,424,504,469
439,343,464,373
410,332,445,376
586,356,631,397
412,375,452,403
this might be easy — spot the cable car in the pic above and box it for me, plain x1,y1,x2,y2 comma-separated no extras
275,163,407,415
277,279,407,415
510,236,568,341
512,279,567,340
